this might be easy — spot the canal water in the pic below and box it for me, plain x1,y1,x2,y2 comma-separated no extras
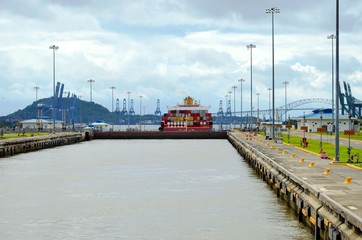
0,140,313,239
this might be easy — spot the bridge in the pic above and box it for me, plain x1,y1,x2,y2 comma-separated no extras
214,98,333,120
215,81,362,120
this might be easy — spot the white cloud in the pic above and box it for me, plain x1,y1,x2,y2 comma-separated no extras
0,0,361,117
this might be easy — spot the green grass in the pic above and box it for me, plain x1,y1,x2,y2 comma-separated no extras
353,163,362,168
340,131,362,141
0,132,49,139
281,133,362,165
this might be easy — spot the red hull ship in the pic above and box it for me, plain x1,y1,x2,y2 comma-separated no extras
160,97,213,132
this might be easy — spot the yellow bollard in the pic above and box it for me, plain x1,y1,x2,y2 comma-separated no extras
294,192,299,198
270,145,274,149
344,177,352,184
282,150,287,154
324,219,330,227
276,147,280,151
290,153,296,158
299,158,305,163
323,168,331,175
309,162,315,167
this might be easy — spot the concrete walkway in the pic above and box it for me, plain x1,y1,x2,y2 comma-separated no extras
230,130,362,234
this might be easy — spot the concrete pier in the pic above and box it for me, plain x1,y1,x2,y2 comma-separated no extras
0,132,83,157
228,131,362,240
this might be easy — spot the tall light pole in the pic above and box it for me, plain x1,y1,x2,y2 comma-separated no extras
127,91,131,129
347,112,352,162
225,94,228,127
303,111,306,140
139,95,143,131
88,79,95,124
267,87,272,121
232,85,237,128
34,86,40,129
225,95,228,110
34,86,39,102
238,79,245,128
335,0,340,162
320,110,323,151
78,96,82,126
110,86,116,129
246,44,256,130
228,91,232,127
283,81,289,123
143,106,146,131
327,34,336,133
266,7,280,140
49,44,59,133
256,93,260,123
62,91,68,130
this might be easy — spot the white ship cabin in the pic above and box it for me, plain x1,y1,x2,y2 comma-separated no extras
168,96,210,112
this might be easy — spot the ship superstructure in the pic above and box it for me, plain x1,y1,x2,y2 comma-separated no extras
160,97,213,131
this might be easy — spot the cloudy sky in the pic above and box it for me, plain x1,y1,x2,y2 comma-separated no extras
0,0,361,117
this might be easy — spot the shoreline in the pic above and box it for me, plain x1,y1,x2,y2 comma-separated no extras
0,132,84,157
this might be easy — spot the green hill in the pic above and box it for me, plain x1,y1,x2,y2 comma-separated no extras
0,97,160,128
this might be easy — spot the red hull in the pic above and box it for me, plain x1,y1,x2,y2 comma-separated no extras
162,126,211,132
93,131,227,139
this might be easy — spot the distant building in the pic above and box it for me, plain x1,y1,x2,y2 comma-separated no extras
20,119,62,130
89,121,110,131
293,109,359,132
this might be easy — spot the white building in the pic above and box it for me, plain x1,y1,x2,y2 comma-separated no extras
91,121,110,131
20,119,63,130
293,109,359,133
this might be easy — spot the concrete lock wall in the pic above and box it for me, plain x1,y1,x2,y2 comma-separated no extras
227,134,362,240
0,133,83,157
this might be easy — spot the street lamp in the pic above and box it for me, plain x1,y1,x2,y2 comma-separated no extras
232,85,237,128
110,86,116,130
283,81,289,123
267,88,272,121
62,91,68,130
88,79,95,124
347,113,352,163
256,93,260,123
127,91,131,129
335,0,340,162
320,110,323,151
49,44,59,133
228,91,232,128
225,95,228,110
266,7,280,140
327,34,336,133
34,86,40,129
139,95,143,131
225,94,228,127
288,115,291,143
78,96,82,127
303,111,306,140
246,44,256,130
34,86,39,102
143,106,146,131
238,79,245,128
